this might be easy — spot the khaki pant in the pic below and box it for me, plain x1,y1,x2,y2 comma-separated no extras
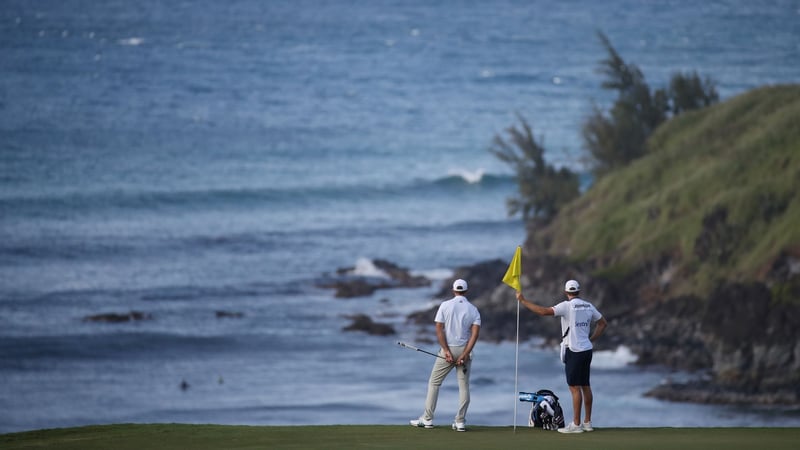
422,345,471,423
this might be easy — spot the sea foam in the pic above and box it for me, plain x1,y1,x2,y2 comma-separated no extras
349,257,390,278
119,37,144,46
447,168,485,184
592,345,638,369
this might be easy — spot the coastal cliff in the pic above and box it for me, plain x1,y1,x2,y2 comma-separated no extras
411,85,800,405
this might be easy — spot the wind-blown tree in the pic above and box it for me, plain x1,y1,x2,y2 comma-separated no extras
493,32,718,221
669,71,719,114
583,31,718,177
490,115,580,223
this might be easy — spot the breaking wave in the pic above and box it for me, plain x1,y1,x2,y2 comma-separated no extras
0,171,516,218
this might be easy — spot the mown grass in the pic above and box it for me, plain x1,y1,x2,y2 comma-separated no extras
2,424,799,450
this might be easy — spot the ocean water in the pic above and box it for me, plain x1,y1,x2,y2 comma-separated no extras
1,0,799,433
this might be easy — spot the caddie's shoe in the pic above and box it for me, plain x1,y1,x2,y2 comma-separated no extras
557,422,584,434
581,421,593,432
410,417,433,429
452,422,466,432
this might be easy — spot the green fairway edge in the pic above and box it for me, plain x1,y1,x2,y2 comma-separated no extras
2,424,799,450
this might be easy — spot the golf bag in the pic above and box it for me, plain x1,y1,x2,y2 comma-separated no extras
519,389,565,430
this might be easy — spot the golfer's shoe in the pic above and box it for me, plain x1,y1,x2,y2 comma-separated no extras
410,417,433,429
581,421,594,432
557,422,584,434
452,422,466,432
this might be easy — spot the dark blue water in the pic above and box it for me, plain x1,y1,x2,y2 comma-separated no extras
1,0,799,433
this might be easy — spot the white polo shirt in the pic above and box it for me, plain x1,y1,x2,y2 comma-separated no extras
434,295,481,347
552,297,602,352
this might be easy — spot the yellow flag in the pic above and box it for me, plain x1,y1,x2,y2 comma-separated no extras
502,246,522,291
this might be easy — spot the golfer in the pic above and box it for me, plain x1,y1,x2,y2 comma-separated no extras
516,279,607,433
410,279,481,432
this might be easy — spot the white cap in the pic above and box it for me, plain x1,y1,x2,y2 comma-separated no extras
565,279,580,293
453,279,468,292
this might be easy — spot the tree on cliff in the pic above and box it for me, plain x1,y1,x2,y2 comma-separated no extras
491,31,719,222
583,31,719,177
489,114,580,223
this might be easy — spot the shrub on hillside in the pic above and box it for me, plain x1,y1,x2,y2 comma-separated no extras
489,115,580,223
583,32,719,177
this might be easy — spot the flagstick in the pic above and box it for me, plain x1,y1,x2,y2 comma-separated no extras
513,294,520,432
502,245,523,433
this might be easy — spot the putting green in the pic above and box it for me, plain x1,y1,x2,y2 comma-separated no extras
2,424,798,450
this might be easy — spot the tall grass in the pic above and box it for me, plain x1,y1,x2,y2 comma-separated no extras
545,85,800,299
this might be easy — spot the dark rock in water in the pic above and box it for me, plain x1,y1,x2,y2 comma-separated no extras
343,314,396,336
645,379,800,405
330,278,381,298
371,259,430,288
215,310,244,319
319,258,431,298
83,311,152,323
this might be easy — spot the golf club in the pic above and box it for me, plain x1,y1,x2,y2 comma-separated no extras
397,341,467,374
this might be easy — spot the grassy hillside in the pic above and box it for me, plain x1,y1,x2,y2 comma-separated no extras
544,84,800,299
2,424,799,450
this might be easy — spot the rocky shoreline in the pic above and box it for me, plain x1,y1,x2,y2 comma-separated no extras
321,256,800,406
438,255,800,406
